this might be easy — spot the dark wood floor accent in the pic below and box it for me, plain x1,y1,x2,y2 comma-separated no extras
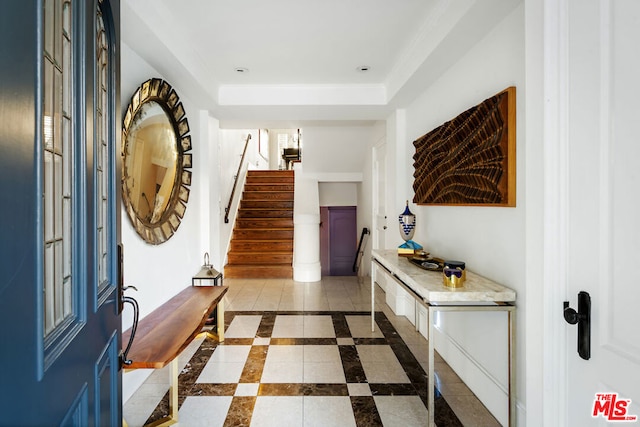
224,170,294,278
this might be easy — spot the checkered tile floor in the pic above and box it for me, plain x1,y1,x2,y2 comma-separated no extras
123,276,500,427
138,311,464,427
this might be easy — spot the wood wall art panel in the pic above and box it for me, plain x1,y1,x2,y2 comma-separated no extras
412,86,516,206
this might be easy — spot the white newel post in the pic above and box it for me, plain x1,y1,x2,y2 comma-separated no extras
292,164,321,282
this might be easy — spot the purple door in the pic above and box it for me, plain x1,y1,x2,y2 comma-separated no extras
320,207,330,276
328,207,357,276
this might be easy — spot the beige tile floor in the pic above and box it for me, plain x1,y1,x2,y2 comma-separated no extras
123,276,500,427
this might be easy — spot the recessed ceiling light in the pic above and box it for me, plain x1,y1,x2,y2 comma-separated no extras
356,65,371,72
234,67,249,73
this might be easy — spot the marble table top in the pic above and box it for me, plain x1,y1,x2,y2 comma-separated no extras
372,249,516,305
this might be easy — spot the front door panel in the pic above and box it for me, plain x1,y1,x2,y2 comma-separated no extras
0,1,121,425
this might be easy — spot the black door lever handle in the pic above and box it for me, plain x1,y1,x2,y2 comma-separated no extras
564,291,591,360
563,302,584,324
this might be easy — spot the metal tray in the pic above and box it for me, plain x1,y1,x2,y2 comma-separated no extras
408,257,444,272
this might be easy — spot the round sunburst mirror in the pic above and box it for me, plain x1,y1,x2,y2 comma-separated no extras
122,78,192,244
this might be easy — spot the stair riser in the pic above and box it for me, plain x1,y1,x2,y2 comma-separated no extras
240,200,293,209
224,265,293,279
244,184,295,192
229,241,293,252
233,229,293,240
243,191,294,201
227,253,293,264
238,209,293,219
247,170,294,176
236,219,293,228
245,176,294,184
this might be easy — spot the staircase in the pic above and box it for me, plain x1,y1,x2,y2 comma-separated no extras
224,170,294,278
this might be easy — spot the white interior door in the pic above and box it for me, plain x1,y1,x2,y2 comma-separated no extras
372,140,389,291
373,140,388,250
563,0,640,423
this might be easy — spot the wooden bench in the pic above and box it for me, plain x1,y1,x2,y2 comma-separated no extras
122,285,228,427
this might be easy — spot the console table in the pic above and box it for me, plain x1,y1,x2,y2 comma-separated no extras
370,249,516,427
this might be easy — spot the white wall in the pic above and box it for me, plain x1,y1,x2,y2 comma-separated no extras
204,115,222,270
523,0,544,425
393,5,526,425
300,125,379,276
120,43,218,401
318,183,357,206
302,126,369,180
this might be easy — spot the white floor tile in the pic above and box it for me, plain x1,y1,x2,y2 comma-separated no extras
303,345,340,363
225,315,263,338
251,397,303,427
265,345,303,362
356,344,399,363
358,345,411,384
197,345,251,383
211,345,252,363
362,361,411,384
303,396,357,427
177,396,232,427
271,315,304,338
302,315,335,338
346,315,385,338
235,383,259,396
374,396,429,427
303,361,346,383
253,337,270,346
197,361,245,384
347,383,371,396
261,361,303,383
261,346,304,382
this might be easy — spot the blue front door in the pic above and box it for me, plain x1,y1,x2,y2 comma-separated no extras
0,1,122,425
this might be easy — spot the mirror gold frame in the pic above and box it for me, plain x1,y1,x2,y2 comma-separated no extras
121,78,192,244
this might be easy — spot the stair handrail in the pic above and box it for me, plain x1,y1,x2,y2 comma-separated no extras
224,134,251,224
353,227,370,273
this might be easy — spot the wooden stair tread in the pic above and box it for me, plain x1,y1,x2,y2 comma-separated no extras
229,239,292,242
226,170,294,279
228,251,291,257
234,227,293,231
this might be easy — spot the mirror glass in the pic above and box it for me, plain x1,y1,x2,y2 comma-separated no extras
124,101,177,223
122,78,192,244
